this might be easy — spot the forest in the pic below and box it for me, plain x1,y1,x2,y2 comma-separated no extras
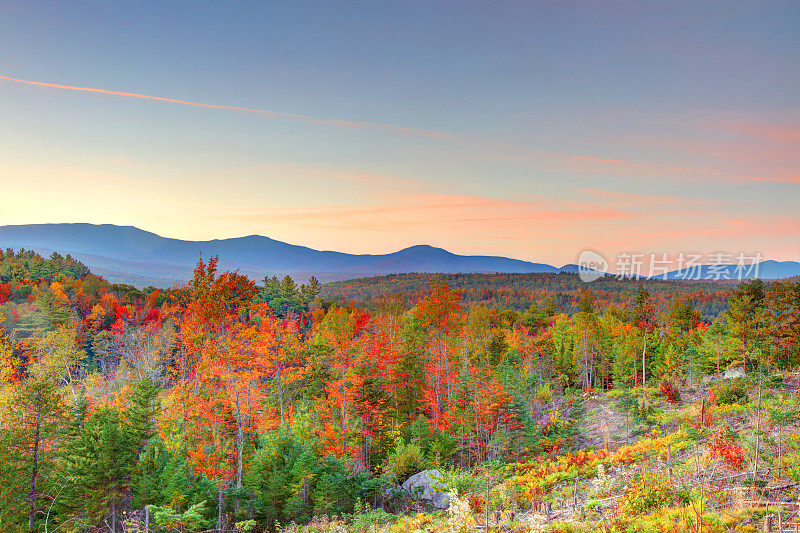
321,272,732,317
1,248,799,533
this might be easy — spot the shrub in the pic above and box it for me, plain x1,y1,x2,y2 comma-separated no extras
405,415,457,466
589,463,616,498
246,429,377,527
390,513,435,533
616,389,660,425
235,519,257,532
467,492,484,513
618,473,674,517
708,429,745,469
741,476,767,497
534,383,553,403
765,374,784,388
384,439,428,482
435,469,482,496
447,491,476,532
714,380,748,405
147,500,212,532
691,407,715,428
351,499,396,532
659,379,681,404
12,285,32,302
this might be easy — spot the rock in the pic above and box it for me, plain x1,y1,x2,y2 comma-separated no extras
382,484,402,498
723,367,746,380
429,490,450,510
401,469,449,509
701,375,717,386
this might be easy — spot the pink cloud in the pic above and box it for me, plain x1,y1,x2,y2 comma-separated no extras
568,153,799,184
578,188,717,207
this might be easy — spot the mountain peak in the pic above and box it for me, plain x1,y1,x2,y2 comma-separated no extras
395,244,453,255
0,223,558,287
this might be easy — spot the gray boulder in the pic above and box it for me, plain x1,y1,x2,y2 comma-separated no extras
701,375,718,386
723,367,746,380
402,469,449,509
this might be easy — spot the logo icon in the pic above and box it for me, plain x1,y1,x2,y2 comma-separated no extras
577,250,608,282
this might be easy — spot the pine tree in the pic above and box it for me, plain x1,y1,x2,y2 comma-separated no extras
3,376,66,531
52,396,91,531
128,374,160,445
279,276,299,299
65,408,138,531
301,276,321,305
727,279,767,372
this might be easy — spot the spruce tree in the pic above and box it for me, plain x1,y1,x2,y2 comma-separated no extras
4,376,66,531
127,374,160,446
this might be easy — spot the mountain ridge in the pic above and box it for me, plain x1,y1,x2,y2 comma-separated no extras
1,223,797,287
0,223,560,286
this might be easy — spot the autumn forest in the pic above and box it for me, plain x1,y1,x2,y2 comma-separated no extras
1,248,799,533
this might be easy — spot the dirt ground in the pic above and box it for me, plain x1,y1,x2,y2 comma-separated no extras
580,393,634,449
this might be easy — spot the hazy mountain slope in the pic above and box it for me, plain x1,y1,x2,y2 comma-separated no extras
0,223,558,286
3,223,796,287
663,259,800,280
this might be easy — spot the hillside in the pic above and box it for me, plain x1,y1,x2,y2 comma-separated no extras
1,250,799,533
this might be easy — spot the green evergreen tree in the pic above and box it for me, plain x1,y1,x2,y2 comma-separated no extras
128,374,160,445
3,376,66,531
300,276,321,305
56,407,139,531
727,279,767,372
278,276,299,299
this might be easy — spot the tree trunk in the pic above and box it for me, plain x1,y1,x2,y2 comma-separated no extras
701,399,706,428
753,366,762,494
485,474,490,532
641,330,648,386
442,335,452,407
743,336,749,373
218,488,223,532
276,361,285,426
28,402,41,532
235,391,243,515
778,425,783,481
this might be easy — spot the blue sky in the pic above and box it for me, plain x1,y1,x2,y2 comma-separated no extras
1,1,798,266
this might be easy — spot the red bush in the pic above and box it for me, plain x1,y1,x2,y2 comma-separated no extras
658,379,681,404
709,430,745,469
468,493,484,513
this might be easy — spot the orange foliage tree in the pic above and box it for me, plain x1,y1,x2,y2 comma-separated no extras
413,276,462,431
315,307,361,460
166,257,257,522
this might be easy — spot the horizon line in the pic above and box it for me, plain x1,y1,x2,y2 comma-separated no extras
0,221,795,268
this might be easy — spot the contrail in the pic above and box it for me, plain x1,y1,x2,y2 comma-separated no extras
1,74,794,184
0,74,450,140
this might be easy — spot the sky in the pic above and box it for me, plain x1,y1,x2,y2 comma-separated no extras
1,0,798,268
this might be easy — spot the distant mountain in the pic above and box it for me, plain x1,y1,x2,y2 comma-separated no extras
3,223,795,287
663,260,800,281
1,223,568,287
